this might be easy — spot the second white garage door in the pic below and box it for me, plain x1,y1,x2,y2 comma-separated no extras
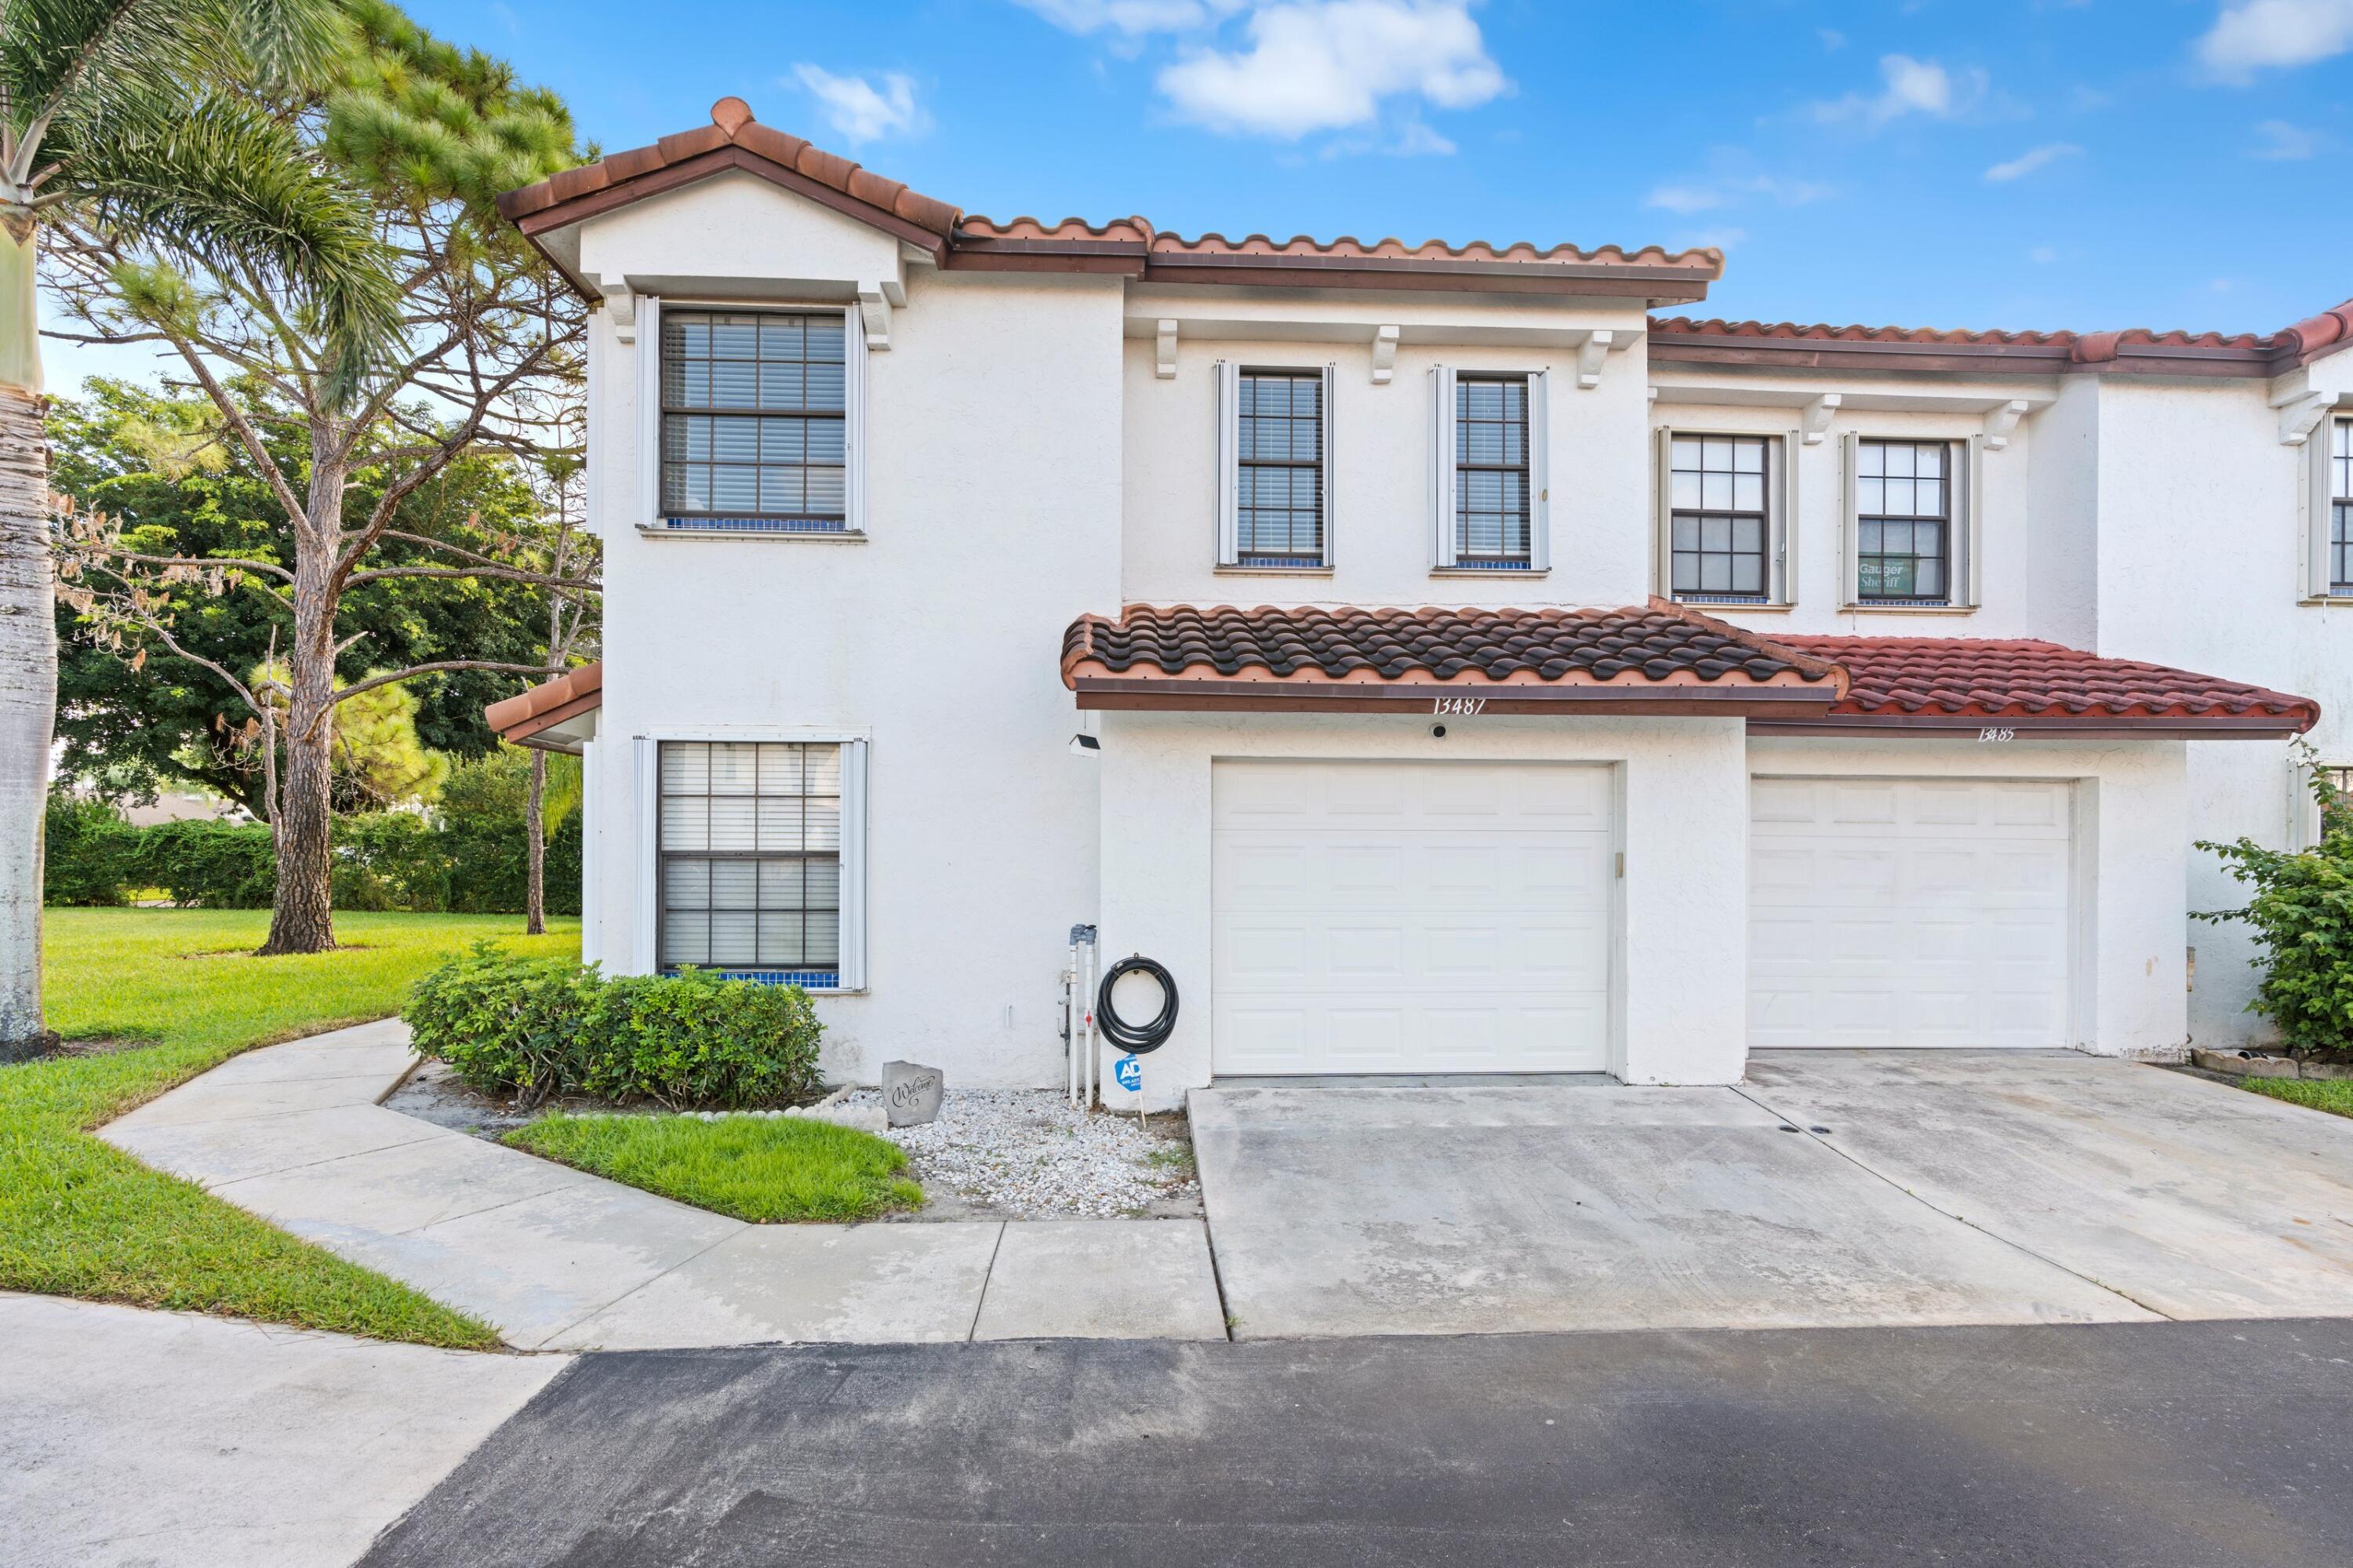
1749,777,2073,1050
1212,760,1613,1076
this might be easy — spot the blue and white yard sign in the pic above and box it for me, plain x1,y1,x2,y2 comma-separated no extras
1111,1053,1142,1093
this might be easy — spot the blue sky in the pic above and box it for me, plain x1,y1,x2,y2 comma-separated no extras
42,1,2353,390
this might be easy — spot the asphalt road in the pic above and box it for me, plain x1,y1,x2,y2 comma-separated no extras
365,1317,2353,1567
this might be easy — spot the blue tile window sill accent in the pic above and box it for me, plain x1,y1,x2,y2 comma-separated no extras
1679,593,1771,606
660,516,849,533
667,967,843,989
1233,555,1327,570
1448,558,1534,572
1857,598,1957,609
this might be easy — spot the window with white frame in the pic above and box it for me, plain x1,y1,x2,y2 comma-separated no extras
2332,420,2352,595
1454,375,1533,566
1235,370,1327,566
660,311,846,531
1669,435,1770,601
658,741,842,983
1856,438,1953,603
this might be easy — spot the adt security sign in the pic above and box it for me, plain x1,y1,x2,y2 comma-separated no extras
1111,1053,1142,1093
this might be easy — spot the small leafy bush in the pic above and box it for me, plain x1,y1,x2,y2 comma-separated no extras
2198,768,2353,1053
403,944,824,1109
42,791,133,906
404,941,591,1104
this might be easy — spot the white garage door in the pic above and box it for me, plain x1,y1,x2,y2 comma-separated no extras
1212,760,1613,1075
1749,777,2072,1050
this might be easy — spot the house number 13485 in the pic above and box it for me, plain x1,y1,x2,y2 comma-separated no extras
1977,726,2017,743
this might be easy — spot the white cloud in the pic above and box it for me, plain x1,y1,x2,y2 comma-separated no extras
790,66,929,144
2250,117,2322,157
1817,27,1846,50
1984,142,2082,181
1644,172,1831,214
1808,53,1986,129
2029,244,2059,264
1015,0,1246,33
1156,1,1508,138
2197,0,2353,79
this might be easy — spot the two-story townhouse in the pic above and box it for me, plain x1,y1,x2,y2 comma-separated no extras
485,99,2336,1107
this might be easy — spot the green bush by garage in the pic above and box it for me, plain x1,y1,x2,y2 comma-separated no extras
402,944,827,1111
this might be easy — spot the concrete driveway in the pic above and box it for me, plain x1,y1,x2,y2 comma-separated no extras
1192,1052,2353,1339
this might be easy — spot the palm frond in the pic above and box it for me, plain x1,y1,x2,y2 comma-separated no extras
50,93,398,391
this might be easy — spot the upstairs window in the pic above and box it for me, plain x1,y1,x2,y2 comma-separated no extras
1235,370,1327,566
1857,439,1951,602
660,311,846,531
1455,376,1532,566
1669,435,1769,600
659,740,842,984
2333,420,2352,595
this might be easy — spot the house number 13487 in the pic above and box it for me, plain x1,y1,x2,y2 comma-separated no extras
1433,697,1488,716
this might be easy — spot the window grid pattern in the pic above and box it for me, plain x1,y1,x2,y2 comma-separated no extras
1669,435,1769,599
1857,439,1951,602
1236,372,1324,562
661,313,846,523
658,741,842,977
2333,420,2352,595
1455,376,1530,562
2323,764,2353,835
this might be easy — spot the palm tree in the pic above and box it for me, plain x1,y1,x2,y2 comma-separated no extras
1,0,397,1053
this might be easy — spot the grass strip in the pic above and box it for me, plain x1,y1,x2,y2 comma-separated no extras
504,1111,923,1223
2,908,579,1348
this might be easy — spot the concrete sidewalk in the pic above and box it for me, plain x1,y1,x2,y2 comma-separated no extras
0,1293,564,1568
100,1020,1225,1349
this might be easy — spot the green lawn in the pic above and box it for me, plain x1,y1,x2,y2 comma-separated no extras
2,908,579,1348
505,1111,922,1223
2241,1075,2353,1119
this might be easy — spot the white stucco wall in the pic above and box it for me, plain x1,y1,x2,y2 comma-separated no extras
578,176,1124,1090
1652,393,2063,638
2079,377,2353,1046
1121,311,1652,611
1747,735,2192,1057
1093,713,1752,1107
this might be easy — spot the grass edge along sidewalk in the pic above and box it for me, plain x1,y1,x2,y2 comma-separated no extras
1,909,580,1350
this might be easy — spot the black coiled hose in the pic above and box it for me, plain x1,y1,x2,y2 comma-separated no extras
1096,955,1179,1055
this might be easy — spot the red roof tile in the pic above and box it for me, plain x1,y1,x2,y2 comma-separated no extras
498,102,1720,296
497,98,963,238
1773,637,2318,729
1649,300,2353,374
1063,602,1842,693
485,662,602,750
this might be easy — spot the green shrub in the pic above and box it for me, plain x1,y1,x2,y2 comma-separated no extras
42,791,133,906
2198,771,2353,1052
44,748,584,916
402,944,824,1109
130,820,277,908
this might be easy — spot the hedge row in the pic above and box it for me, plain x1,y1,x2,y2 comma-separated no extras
404,944,824,1109
42,785,582,915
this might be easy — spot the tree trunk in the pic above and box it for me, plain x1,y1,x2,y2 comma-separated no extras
258,446,344,955
0,222,58,1055
525,745,546,935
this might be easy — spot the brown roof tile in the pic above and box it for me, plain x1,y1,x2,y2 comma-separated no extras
484,662,603,749
1773,637,2318,729
1061,602,1840,689
1651,300,2353,373
498,102,1717,291
496,99,966,239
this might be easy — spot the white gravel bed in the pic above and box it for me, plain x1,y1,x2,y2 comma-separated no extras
839,1087,1196,1219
